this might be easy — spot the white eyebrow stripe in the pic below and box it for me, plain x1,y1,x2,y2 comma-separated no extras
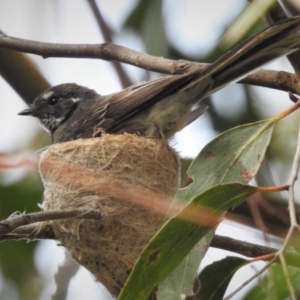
42,91,54,100
71,98,81,102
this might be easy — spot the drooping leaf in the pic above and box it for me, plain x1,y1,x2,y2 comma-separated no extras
157,232,212,300
119,108,287,300
244,262,300,300
118,183,257,300
197,256,248,300
159,118,277,298
220,0,277,49
178,119,276,202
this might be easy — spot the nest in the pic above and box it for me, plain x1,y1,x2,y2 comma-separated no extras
39,134,180,297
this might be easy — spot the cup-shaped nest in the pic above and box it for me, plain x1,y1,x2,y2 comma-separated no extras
39,134,180,297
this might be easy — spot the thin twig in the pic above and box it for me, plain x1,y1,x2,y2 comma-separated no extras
0,209,102,237
87,0,132,88
262,94,300,299
287,97,300,227
223,93,300,298
279,253,296,300
0,223,55,240
223,257,277,300
247,194,269,232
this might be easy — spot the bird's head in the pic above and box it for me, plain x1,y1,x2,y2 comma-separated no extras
18,83,98,134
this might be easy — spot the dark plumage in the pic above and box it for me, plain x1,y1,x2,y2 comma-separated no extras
19,16,300,143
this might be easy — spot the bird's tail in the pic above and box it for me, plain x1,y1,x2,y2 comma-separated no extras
182,15,300,98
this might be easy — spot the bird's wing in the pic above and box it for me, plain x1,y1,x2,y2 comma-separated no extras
89,71,208,132
89,15,300,134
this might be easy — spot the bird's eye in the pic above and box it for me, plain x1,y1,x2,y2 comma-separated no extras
49,97,58,106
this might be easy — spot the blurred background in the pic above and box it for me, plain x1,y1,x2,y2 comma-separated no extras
0,0,300,299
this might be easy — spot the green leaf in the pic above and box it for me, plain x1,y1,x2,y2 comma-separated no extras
244,263,300,300
158,118,276,299
118,183,257,300
178,119,276,201
197,256,249,300
220,0,277,49
157,233,212,299
119,116,277,299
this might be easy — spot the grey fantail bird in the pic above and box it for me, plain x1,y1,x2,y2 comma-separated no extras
19,16,300,144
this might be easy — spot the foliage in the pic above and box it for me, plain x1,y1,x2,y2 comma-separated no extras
0,1,300,300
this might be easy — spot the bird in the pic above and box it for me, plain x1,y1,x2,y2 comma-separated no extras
19,16,300,144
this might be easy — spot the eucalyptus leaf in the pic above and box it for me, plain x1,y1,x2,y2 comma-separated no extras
120,115,279,299
159,118,277,298
197,256,248,300
118,183,257,300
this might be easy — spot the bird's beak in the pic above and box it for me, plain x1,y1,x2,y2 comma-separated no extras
18,107,34,116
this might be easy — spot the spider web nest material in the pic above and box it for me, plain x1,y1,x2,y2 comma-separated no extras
39,134,180,297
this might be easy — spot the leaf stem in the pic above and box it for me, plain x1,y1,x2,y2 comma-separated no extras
272,98,300,121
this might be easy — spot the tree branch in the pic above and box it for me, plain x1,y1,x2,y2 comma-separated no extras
0,209,102,237
0,33,189,74
1,208,300,269
211,235,300,268
0,33,299,95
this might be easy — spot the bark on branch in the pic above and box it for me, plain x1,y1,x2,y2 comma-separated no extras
0,33,300,95
1,209,300,269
